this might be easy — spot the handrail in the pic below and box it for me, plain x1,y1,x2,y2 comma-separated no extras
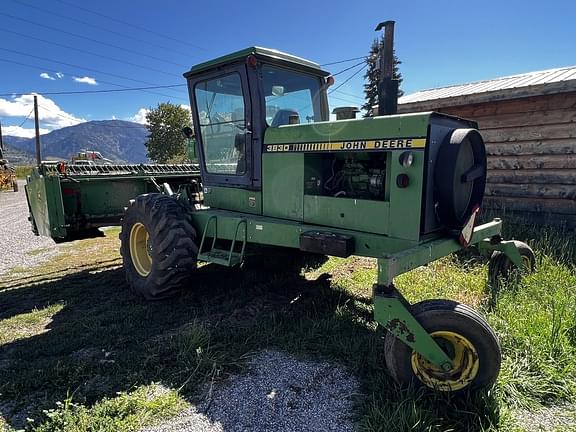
229,219,248,266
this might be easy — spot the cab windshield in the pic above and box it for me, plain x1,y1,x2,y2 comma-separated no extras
262,65,323,127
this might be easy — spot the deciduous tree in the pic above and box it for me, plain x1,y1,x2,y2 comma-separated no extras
145,103,192,163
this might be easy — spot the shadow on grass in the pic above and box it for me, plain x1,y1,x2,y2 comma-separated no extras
0,259,501,431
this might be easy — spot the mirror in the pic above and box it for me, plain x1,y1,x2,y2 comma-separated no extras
181,126,194,139
271,85,284,97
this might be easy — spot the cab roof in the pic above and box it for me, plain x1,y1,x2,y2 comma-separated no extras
183,47,331,78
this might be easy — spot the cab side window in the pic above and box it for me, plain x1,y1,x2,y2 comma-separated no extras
194,73,247,175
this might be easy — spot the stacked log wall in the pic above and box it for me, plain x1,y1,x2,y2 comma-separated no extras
404,92,576,228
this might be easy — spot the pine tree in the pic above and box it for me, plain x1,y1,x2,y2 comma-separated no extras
362,38,404,117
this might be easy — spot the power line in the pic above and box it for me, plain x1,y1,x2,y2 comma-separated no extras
0,11,188,69
0,58,188,100
329,64,367,94
0,47,187,98
53,0,207,52
0,81,185,98
38,105,146,129
329,94,362,106
0,50,367,103
321,56,366,66
0,28,183,79
37,104,82,124
330,60,366,77
9,0,200,59
332,89,364,100
16,108,34,128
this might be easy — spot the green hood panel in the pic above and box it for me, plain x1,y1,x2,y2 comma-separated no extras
264,112,433,145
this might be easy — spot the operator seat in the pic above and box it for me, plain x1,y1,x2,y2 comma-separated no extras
271,109,300,127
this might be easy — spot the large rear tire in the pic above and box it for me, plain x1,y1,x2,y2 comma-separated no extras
120,194,198,300
384,300,501,392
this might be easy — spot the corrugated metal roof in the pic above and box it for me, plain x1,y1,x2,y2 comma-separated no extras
398,65,576,106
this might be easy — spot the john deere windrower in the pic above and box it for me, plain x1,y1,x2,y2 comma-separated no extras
26,23,535,392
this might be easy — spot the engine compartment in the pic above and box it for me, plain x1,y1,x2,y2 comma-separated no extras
304,152,387,200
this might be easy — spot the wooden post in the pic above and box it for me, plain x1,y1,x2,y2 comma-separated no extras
34,95,41,165
0,121,4,160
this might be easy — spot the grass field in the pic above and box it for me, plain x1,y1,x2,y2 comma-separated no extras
1,219,575,431
14,166,33,180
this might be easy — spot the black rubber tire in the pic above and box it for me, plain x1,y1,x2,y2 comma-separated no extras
488,240,536,287
434,129,487,229
120,193,198,300
384,299,501,392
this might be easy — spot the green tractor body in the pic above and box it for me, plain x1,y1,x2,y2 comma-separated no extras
25,46,535,393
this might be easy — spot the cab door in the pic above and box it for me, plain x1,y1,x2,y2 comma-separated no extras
190,65,261,213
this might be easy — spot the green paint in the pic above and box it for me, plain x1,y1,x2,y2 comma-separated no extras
263,112,431,145
376,220,503,285
387,149,424,241
303,195,390,235
189,209,418,258
478,236,525,269
373,293,453,369
25,164,199,240
25,169,66,238
262,153,303,220
204,186,262,215
184,47,329,77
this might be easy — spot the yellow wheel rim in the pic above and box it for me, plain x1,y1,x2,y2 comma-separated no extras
521,255,532,271
129,222,152,277
411,331,480,391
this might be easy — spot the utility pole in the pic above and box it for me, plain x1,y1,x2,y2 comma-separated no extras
34,95,42,165
0,120,4,160
375,20,399,116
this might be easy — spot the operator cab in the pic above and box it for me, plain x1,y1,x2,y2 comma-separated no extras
184,47,331,190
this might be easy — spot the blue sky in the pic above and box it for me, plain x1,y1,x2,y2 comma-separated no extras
0,0,574,137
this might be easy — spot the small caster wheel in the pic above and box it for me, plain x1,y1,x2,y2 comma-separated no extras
384,299,501,392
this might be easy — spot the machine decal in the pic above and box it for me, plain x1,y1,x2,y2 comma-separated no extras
264,137,426,153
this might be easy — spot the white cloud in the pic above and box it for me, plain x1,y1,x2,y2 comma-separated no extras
0,93,86,131
180,104,191,111
40,72,64,80
3,125,51,138
40,72,56,81
129,107,149,124
73,76,97,85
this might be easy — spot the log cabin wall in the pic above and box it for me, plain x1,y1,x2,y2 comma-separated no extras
399,85,576,229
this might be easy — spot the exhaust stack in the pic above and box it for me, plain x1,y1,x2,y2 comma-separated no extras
375,20,399,116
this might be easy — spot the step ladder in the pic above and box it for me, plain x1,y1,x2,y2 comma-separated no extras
197,215,247,267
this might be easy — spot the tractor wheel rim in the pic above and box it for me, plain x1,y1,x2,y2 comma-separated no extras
521,255,532,270
411,331,479,391
130,222,152,277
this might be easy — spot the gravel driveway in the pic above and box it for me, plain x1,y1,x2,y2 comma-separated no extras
0,180,59,275
143,350,360,432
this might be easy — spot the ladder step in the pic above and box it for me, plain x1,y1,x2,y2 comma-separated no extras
197,248,243,267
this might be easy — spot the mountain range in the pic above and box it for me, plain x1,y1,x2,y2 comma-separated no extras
2,120,149,164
